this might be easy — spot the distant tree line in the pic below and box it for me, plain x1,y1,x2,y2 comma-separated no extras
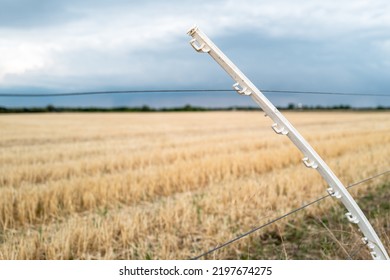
0,104,389,113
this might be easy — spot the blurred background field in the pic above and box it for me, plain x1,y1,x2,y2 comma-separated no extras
0,111,389,259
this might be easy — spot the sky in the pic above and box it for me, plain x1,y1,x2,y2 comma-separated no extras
1,0,390,108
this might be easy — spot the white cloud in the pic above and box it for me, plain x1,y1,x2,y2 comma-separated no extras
0,42,57,82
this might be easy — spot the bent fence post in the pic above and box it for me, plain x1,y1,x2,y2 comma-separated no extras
187,26,389,260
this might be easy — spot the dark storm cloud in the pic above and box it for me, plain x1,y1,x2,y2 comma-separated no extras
0,0,182,29
0,0,83,28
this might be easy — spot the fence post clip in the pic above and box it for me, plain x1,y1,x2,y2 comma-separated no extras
302,157,318,169
233,82,252,96
189,38,211,53
271,123,289,135
345,212,359,224
362,237,380,260
327,187,342,199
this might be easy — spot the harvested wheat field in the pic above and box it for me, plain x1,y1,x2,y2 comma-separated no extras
0,111,389,260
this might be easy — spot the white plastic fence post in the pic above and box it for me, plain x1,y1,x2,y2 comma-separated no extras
187,25,389,260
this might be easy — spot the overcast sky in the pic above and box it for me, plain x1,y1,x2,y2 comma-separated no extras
1,0,390,108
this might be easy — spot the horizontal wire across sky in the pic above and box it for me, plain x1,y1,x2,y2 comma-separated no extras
0,89,390,98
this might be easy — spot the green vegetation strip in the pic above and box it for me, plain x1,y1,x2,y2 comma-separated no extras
234,182,390,260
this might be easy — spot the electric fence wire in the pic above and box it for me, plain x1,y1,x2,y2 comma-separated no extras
347,243,370,260
1,89,390,97
191,170,390,260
